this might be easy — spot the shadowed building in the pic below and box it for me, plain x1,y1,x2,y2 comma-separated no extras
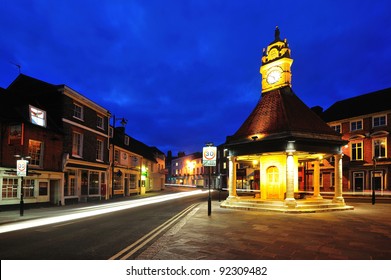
221,27,352,212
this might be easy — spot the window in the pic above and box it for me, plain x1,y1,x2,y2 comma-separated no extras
109,127,113,138
28,140,43,167
373,138,386,158
29,105,46,127
96,139,104,161
373,115,386,127
124,135,130,146
97,115,104,129
89,171,100,195
114,149,120,163
39,181,48,196
330,124,341,133
23,179,35,198
350,120,362,131
2,178,18,199
72,132,83,157
351,142,363,160
64,171,77,196
73,103,84,120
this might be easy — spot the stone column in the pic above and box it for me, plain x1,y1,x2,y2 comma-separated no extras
333,153,345,204
228,155,237,199
312,160,323,199
285,152,297,208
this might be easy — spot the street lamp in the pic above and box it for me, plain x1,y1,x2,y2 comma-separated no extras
14,154,31,216
372,157,377,205
111,115,127,199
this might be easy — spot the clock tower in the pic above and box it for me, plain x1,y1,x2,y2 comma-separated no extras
260,26,293,93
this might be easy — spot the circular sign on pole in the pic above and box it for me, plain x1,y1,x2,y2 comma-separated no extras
17,160,28,177
203,146,217,166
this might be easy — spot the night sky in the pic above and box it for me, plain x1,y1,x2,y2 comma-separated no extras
1,0,391,155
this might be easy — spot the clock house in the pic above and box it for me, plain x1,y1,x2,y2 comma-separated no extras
222,27,353,212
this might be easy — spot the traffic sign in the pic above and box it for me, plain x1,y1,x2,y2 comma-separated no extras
16,160,28,177
203,146,217,166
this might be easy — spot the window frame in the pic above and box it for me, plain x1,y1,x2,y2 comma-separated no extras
73,103,84,120
28,139,44,167
72,131,83,157
350,119,363,132
372,115,387,128
351,141,363,161
373,137,387,158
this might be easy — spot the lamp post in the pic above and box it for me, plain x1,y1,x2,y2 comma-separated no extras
372,157,377,205
203,142,216,216
15,155,31,216
111,115,127,199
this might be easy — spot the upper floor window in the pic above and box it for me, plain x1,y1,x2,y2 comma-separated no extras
373,115,386,128
97,115,104,130
350,120,363,131
29,105,46,127
351,141,363,161
96,139,104,161
73,103,84,120
28,140,44,167
330,124,341,133
114,149,120,163
72,131,83,157
373,138,387,158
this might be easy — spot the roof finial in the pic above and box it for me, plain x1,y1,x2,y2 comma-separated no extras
275,26,281,41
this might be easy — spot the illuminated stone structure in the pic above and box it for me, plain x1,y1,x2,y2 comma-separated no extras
222,27,353,212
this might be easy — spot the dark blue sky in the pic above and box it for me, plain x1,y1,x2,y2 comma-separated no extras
1,0,391,155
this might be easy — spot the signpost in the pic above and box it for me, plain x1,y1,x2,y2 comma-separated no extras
16,159,28,216
203,144,216,216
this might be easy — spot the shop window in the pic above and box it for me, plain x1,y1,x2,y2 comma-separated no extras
39,181,48,196
2,178,18,199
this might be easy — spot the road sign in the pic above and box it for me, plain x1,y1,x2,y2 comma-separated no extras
16,160,28,177
203,146,217,166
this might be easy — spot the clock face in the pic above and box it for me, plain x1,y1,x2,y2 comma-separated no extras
266,69,282,85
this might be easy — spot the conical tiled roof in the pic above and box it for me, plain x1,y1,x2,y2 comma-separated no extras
227,86,341,144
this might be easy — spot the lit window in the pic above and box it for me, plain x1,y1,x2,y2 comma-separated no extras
373,138,386,158
72,132,83,157
373,115,386,127
2,178,18,199
73,103,84,120
350,120,362,131
351,142,363,160
29,105,46,127
28,140,44,167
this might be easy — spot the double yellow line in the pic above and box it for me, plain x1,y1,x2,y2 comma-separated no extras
109,203,199,260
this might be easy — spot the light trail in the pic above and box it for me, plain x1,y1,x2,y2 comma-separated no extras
0,190,207,234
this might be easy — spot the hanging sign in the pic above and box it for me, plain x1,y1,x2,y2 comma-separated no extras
16,160,28,177
203,146,217,166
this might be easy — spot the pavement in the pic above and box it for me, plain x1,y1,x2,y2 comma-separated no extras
1,188,391,260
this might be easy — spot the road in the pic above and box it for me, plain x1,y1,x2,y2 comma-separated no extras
0,190,210,260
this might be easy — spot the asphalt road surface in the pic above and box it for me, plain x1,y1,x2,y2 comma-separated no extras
0,191,209,260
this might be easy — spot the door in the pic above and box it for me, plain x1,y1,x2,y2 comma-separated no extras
267,166,280,199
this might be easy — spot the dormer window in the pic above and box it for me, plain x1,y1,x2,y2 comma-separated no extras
29,105,46,127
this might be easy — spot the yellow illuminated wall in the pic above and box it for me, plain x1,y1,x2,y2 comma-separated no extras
258,154,298,200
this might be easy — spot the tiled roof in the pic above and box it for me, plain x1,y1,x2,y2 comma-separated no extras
322,87,391,122
227,86,341,144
